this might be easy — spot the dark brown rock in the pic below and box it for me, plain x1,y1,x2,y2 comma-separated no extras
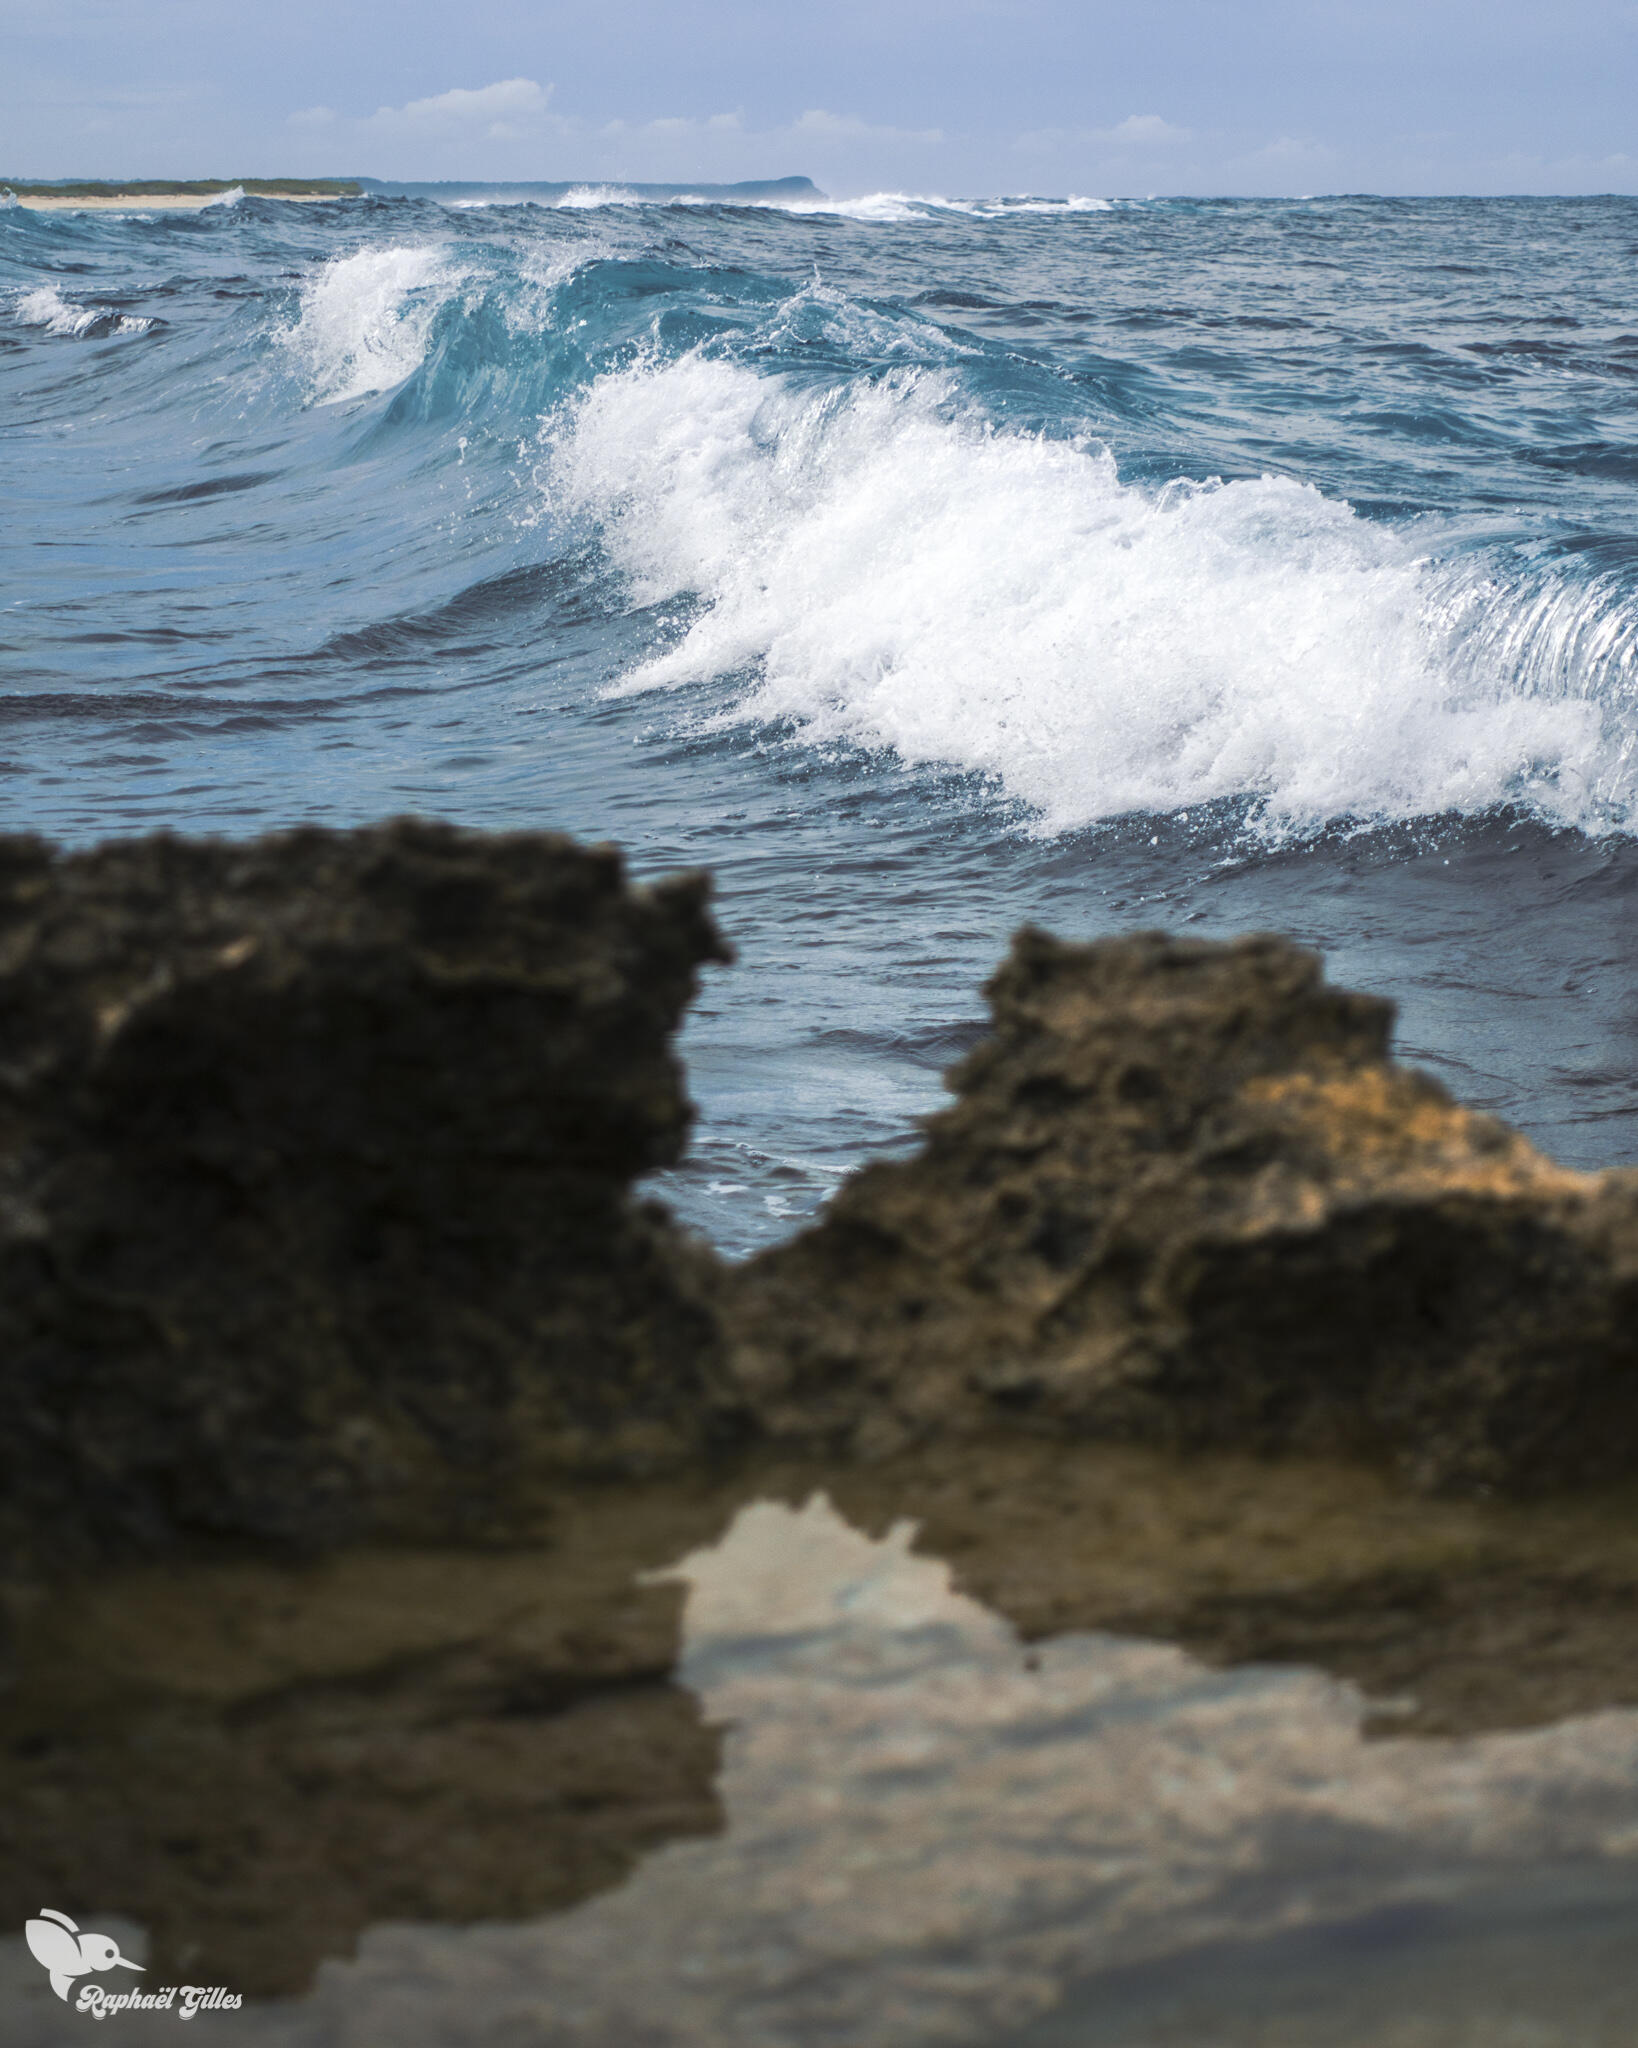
16,832,1638,2003
0,1482,739,1997
804,1434,1638,1738
729,928,1638,1492
8,819,1638,1590
0,819,741,1572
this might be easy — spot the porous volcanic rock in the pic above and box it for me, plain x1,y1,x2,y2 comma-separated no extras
0,820,740,1571
8,819,1638,1581
728,928,1638,1491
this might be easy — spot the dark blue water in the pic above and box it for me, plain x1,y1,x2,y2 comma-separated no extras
6,189,1638,1251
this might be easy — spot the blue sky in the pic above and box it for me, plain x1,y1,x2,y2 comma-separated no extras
4,0,1636,195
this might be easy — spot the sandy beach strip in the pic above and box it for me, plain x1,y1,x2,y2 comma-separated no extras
6,190,352,211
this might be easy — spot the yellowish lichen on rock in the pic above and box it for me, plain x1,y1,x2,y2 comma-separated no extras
727,928,1638,1492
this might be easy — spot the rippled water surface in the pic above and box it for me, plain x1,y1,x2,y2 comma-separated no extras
6,189,1638,1248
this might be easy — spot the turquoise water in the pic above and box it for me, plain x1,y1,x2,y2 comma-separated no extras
6,189,1638,1249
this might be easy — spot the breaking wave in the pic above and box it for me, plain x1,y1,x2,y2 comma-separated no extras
553,347,1638,836
770,192,1116,223
280,244,458,404
13,284,151,337
10,187,1638,1231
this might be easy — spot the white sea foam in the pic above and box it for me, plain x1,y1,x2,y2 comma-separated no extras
556,184,715,210
773,192,1116,222
778,192,935,224
282,240,612,397
536,188,948,220
1003,194,1115,214
550,347,1637,836
16,285,102,336
203,184,244,208
13,285,149,337
446,189,667,211
496,188,1115,222
283,245,454,404
760,275,977,362
554,186,639,209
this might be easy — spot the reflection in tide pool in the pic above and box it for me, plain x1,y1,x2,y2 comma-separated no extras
10,1494,1638,2043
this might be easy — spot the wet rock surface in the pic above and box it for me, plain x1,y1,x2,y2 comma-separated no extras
11,1443,1638,2005
731,927,1638,1492
10,824,1638,1570
810,1437,1638,1740
8,825,1638,2025
0,1484,732,1998
0,821,737,1574
10,1475,1638,2044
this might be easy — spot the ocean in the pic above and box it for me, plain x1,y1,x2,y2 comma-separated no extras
5,186,1638,1254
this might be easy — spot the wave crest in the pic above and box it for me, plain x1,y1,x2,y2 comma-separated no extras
13,285,150,337
772,192,1115,224
551,348,1636,836
282,245,455,405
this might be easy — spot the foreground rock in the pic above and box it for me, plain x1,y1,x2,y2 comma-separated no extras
0,821,739,1573
8,820,1638,1586
11,827,1638,2004
731,928,1638,1491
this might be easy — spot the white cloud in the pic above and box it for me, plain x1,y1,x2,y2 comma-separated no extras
368,78,554,140
792,107,944,146
279,84,952,188
1103,113,1190,146
1015,114,1191,155
598,111,741,142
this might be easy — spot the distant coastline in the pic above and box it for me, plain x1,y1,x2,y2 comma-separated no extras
3,178,361,210
2,174,825,212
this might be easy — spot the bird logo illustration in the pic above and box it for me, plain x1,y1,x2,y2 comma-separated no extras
24,1910,145,2001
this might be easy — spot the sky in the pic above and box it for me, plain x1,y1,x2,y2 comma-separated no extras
4,0,1637,197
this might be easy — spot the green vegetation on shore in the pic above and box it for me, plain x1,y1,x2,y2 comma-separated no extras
2,177,361,198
